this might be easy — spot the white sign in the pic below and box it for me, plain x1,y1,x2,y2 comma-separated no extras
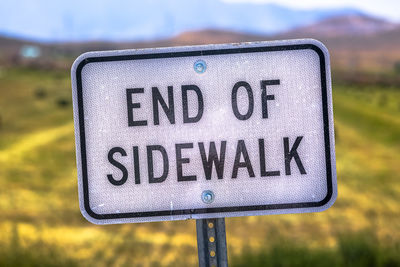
71,39,337,224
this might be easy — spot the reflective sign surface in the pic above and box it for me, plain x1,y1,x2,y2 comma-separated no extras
71,39,337,224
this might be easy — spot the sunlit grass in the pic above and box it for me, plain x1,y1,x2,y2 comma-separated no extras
233,230,400,267
0,69,399,266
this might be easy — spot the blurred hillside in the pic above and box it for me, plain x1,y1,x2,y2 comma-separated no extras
1,14,399,87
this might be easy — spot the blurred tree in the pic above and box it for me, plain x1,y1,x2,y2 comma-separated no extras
34,87,47,99
394,61,400,74
56,97,70,108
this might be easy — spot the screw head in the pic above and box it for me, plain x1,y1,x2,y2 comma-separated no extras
201,190,214,204
194,59,207,74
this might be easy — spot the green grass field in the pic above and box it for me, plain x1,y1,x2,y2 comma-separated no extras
0,68,399,266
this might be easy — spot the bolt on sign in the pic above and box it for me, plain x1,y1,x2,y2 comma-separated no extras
71,39,337,224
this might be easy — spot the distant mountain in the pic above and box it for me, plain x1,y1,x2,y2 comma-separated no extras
170,30,266,45
1,13,400,74
282,14,398,37
275,14,400,72
0,0,364,42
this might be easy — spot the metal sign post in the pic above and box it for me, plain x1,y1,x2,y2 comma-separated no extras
196,218,228,267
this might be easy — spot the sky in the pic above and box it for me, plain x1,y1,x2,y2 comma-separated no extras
222,0,400,21
0,0,398,42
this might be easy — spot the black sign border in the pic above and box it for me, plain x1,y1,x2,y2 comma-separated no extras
75,43,333,220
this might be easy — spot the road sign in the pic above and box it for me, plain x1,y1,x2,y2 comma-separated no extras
71,39,337,224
